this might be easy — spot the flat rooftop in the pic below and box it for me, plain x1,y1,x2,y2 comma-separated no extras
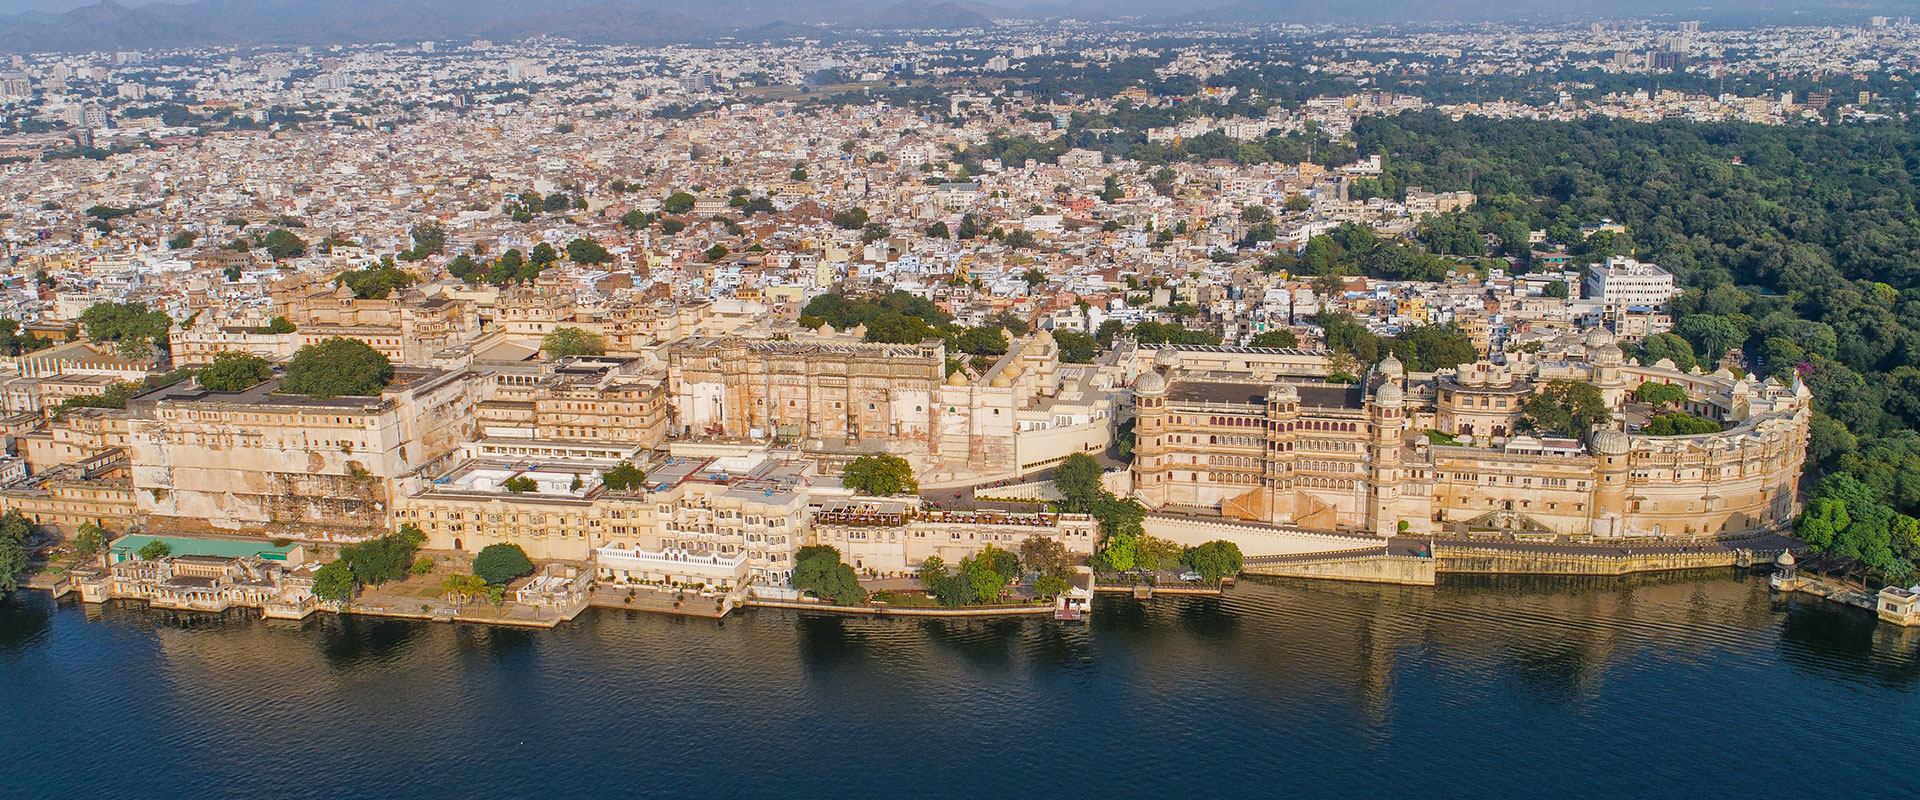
109,534,300,562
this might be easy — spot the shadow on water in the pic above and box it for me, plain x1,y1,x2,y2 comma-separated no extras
0,591,52,653
317,614,423,667
452,622,537,658
1776,595,1920,688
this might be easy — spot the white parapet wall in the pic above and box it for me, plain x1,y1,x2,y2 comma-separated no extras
1142,514,1383,557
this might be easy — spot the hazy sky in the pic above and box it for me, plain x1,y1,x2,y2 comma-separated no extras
4,0,165,13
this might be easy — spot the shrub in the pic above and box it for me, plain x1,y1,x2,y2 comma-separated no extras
473,543,535,586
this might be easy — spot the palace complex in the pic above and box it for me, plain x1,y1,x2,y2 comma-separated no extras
1131,331,1810,539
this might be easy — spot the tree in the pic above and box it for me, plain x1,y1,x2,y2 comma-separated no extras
1632,333,1697,371
1543,281,1569,299
1055,330,1098,363
926,221,950,238
334,264,416,299
1646,414,1721,436
529,242,559,266
136,539,171,560
1631,381,1689,409
831,207,869,230
1520,379,1611,437
196,351,273,392
959,552,1010,603
339,530,422,587
280,338,392,398
1052,452,1105,513
662,192,696,214
1184,540,1244,583
0,511,31,593
79,301,171,354
168,231,198,249
503,476,537,493
442,573,488,608
312,559,356,604
262,228,307,259
1021,535,1071,578
72,522,106,556
1387,325,1477,372
566,237,611,265
1249,329,1299,349
258,316,297,334
473,543,535,586
793,545,866,604
705,244,730,262
1133,535,1184,573
1033,574,1069,600
542,327,605,359
620,209,652,229
841,454,916,496
602,461,646,491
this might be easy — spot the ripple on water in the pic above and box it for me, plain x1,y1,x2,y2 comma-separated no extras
0,572,1915,798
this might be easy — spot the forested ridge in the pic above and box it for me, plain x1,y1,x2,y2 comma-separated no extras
1350,111,1920,578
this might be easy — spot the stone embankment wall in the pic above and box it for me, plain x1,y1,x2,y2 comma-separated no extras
1433,545,1738,576
1244,553,1437,585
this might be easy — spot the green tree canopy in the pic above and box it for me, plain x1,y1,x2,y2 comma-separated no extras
542,327,605,359
1052,452,1105,513
334,264,416,299
311,559,356,604
1631,381,1689,409
473,543,535,586
566,237,611,265
841,454,917,496
1249,329,1299,349
602,461,646,491
793,545,867,604
280,338,393,398
196,351,273,392
1521,379,1611,438
0,510,32,593
1184,540,1244,583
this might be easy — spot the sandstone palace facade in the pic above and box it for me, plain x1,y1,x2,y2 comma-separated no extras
1130,332,1810,540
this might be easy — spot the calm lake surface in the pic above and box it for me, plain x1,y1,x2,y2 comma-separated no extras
2,571,1916,799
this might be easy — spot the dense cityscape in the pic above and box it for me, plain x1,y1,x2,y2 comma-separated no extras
3,14,1920,622
2,5,1919,797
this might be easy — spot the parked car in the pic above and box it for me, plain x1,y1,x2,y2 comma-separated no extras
1179,571,1202,582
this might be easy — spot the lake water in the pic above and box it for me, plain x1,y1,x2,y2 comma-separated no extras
2,571,1915,798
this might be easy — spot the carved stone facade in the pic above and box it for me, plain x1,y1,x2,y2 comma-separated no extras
127,369,478,535
1132,337,1810,540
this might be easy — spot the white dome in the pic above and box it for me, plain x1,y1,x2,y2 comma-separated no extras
1154,348,1181,368
1775,550,1796,567
1585,328,1616,348
1134,370,1167,396
1377,353,1405,376
1591,427,1630,455
1374,380,1404,406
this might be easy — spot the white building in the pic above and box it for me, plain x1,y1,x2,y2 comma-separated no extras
1585,256,1677,310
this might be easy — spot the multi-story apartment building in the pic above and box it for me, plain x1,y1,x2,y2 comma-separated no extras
1585,256,1678,310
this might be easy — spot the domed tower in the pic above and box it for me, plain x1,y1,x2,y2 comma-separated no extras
1587,329,1629,409
1367,377,1412,536
1264,382,1301,524
1132,371,1171,508
1590,425,1632,538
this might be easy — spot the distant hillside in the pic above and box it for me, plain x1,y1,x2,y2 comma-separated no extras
5,0,1919,52
868,0,995,28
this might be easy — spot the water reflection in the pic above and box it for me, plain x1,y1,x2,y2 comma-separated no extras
4,573,1917,800
0,591,51,654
